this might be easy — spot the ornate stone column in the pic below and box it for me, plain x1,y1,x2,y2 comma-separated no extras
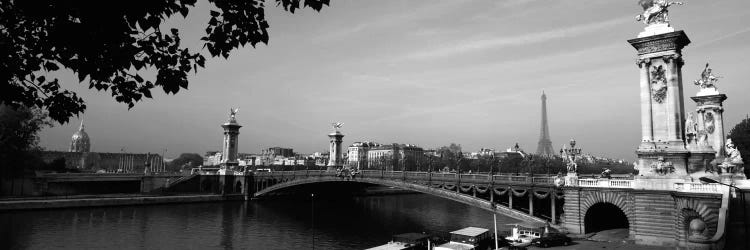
691,94,727,157
327,123,344,171
221,108,242,172
629,31,693,179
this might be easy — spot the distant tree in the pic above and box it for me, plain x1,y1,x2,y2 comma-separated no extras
728,116,750,176
168,153,203,172
0,105,52,195
436,143,462,155
0,105,51,176
1,0,330,123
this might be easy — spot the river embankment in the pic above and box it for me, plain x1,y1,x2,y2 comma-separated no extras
0,193,245,211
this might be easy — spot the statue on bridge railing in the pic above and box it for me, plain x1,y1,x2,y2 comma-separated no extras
554,172,565,187
566,161,577,173
719,139,744,175
336,167,358,180
685,113,698,145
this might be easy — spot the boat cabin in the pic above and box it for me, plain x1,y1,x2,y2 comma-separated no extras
366,232,430,250
434,227,490,250
504,222,549,246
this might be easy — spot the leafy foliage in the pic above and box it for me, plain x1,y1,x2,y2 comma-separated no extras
0,105,51,177
728,117,750,170
1,0,329,124
167,153,203,172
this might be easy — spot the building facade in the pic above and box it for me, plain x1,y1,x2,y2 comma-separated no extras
364,143,425,171
42,122,165,172
347,141,380,169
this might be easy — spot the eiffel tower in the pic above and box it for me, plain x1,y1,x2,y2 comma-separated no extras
536,91,554,156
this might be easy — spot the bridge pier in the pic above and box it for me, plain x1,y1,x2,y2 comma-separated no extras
528,192,533,216
551,194,556,224
508,192,513,209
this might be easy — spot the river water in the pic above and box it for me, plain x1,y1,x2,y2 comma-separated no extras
0,194,520,249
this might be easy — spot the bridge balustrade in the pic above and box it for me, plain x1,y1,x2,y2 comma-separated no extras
674,182,721,193
610,180,633,188
404,172,428,181
492,175,511,182
577,178,634,188
460,174,490,182
430,173,456,182
510,176,529,182
578,179,599,187
532,177,553,184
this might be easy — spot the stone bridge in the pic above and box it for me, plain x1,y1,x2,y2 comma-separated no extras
234,170,731,248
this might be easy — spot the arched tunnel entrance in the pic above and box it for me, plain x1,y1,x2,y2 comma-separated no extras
584,202,629,233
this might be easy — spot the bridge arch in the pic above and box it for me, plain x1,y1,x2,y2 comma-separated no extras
580,191,633,234
253,176,548,224
584,202,629,233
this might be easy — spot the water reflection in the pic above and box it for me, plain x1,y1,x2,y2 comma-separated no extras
0,194,519,249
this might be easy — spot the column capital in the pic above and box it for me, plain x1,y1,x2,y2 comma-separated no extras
661,53,681,63
636,58,651,68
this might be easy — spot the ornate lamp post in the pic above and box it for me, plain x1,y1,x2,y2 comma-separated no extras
561,139,582,173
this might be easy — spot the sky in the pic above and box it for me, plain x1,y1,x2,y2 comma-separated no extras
39,0,750,161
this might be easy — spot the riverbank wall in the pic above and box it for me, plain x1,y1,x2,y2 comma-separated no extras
0,194,246,211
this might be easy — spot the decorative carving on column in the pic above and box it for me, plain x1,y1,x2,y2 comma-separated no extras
703,112,715,134
649,156,675,175
650,65,668,103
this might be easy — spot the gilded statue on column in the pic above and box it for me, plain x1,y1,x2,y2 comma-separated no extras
636,0,683,25
332,122,343,131
694,63,721,95
228,107,239,123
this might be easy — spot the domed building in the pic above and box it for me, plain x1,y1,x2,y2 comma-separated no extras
40,120,166,172
69,121,90,153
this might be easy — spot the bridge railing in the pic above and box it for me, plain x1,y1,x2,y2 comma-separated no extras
405,172,428,181
461,174,490,182
431,173,457,182
674,182,721,193
577,178,633,188
532,177,553,184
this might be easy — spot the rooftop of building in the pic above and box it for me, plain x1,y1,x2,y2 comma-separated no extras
450,227,488,237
